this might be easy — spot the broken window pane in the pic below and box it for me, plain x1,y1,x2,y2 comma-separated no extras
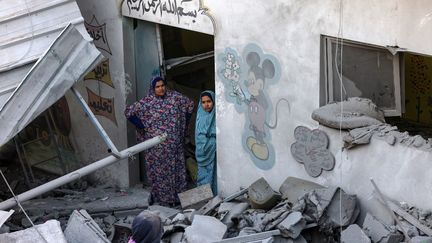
330,42,396,110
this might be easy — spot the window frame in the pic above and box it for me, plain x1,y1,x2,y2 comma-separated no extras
322,36,402,117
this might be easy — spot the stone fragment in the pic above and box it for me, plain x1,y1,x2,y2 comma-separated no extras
64,209,110,243
0,220,67,243
277,211,306,238
341,224,371,243
184,215,227,243
197,195,223,215
218,202,249,228
279,177,325,204
178,184,214,209
312,97,385,129
248,177,281,210
301,187,338,221
362,213,403,243
325,188,359,227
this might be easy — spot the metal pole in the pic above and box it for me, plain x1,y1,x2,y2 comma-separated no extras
0,134,166,210
70,87,121,158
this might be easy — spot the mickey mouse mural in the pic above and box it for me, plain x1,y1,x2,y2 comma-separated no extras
219,44,289,170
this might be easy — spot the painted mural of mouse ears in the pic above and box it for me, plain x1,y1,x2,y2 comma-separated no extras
218,43,289,171
290,126,335,177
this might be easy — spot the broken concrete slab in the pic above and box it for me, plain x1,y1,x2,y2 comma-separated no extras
301,187,338,221
325,188,359,227
64,209,110,243
184,215,227,243
341,224,371,243
178,184,214,209
277,211,306,238
279,177,325,204
198,195,223,215
0,220,67,243
362,213,403,243
218,202,249,228
248,178,281,210
311,97,385,129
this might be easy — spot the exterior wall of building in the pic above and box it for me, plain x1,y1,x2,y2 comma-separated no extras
71,0,130,187
205,0,432,211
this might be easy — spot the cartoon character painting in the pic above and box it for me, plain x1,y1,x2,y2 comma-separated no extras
219,44,289,170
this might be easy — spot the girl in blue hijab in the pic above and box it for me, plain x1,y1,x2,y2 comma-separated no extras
195,90,217,193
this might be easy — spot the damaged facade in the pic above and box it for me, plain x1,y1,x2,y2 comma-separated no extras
2,0,432,242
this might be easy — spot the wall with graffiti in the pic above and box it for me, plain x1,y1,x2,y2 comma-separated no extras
208,0,432,211
217,44,290,170
69,0,130,187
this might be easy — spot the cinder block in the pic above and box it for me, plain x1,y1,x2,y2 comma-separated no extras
178,184,214,209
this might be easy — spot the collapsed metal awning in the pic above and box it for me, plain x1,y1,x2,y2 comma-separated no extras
0,24,167,210
0,24,103,148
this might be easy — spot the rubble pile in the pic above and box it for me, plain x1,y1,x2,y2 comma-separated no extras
0,177,431,243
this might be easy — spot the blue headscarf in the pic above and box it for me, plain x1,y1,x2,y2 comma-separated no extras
195,91,216,166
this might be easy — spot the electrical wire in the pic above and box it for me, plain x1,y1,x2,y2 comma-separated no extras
335,0,345,237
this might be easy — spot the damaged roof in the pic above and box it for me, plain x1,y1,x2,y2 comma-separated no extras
0,23,103,147
0,0,89,109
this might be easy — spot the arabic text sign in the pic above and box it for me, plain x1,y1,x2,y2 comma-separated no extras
122,0,214,35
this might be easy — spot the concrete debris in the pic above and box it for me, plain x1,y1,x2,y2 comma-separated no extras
178,184,214,209
218,202,249,228
300,187,338,222
64,209,110,243
388,201,432,236
248,178,281,210
197,195,223,215
277,211,306,238
343,123,432,151
279,177,325,204
411,236,432,243
312,97,385,129
341,224,371,243
362,213,403,243
325,188,359,227
0,220,67,243
184,215,227,243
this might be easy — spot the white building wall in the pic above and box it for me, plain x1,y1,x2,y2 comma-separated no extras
70,0,130,187
205,0,432,211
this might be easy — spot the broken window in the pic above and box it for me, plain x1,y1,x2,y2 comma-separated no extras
320,36,432,138
320,36,401,116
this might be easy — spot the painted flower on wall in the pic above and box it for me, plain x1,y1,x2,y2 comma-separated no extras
290,126,335,177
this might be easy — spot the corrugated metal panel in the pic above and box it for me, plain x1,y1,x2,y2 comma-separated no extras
0,0,88,108
0,24,103,147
